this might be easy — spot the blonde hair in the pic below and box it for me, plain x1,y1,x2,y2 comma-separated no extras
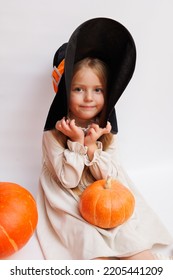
73,57,108,89
53,57,114,183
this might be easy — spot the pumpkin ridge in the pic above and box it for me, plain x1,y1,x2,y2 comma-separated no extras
108,190,112,228
118,190,126,222
112,188,125,225
29,220,34,234
0,225,18,252
94,191,102,226
118,188,134,222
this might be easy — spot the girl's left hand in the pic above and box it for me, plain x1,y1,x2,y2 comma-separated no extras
84,122,111,146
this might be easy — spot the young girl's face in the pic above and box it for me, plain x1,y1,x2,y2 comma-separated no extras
69,66,106,125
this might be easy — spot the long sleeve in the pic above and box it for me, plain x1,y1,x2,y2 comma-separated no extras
42,131,88,189
84,135,119,180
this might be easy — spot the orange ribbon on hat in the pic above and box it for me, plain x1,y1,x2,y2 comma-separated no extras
52,59,65,93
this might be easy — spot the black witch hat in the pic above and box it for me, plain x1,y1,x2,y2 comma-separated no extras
44,17,136,134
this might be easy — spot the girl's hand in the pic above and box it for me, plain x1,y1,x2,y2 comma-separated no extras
55,118,84,144
84,122,111,146
84,122,111,160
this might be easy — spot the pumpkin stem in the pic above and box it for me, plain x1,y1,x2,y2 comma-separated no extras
105,176,112,189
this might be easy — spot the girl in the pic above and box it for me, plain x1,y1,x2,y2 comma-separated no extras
37,18,173,260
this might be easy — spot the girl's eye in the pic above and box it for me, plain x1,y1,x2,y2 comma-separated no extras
73,87,83,92
95,88,104,93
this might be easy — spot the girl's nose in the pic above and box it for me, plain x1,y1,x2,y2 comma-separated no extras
84,90,93,101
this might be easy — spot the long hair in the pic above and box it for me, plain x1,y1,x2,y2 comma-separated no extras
52,57,114,184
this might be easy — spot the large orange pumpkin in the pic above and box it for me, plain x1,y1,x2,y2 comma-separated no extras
0,182,38,259
79,177,135,229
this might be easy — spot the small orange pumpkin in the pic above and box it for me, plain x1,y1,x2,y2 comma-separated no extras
79,177,135,229
0,182,38,259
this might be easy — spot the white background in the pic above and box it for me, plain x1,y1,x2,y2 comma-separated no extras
0,0,173,259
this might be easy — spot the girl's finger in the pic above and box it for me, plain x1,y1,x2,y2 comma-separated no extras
102,125,111,135
61,118,70,130
87,127,98,139
103,121,111,132
69,119,78,131
55,120,62,130
69,119,75,126
90,123,99,131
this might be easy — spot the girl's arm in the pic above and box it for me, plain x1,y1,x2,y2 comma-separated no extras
42,131,87,189
84,122,111,161
83,122,119,180
85,135,120,180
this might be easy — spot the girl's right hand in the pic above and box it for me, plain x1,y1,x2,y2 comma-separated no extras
55,118,84,144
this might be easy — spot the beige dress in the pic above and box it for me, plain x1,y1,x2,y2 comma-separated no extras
37,130,173,259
